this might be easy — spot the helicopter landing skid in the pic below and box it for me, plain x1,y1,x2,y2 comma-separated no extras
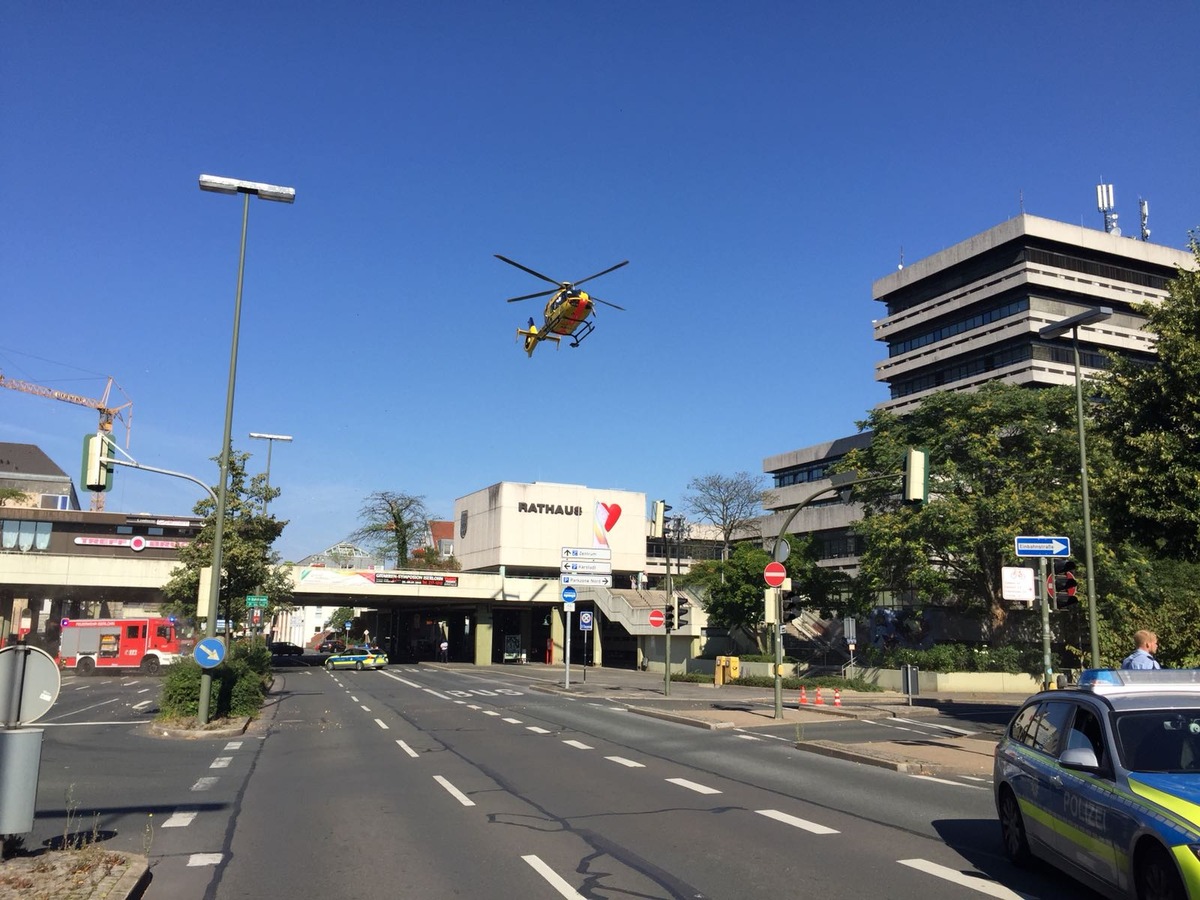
568,320,595,348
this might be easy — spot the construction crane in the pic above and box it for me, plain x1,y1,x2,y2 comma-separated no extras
0,370,132,510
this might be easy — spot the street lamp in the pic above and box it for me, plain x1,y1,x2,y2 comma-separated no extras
248,432,293,516
1039,306,1113,668
197,174,295,725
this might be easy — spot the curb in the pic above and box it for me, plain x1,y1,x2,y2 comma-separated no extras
794,740,937,774
625,706,737,729
145,717,252,740
109,855,151,900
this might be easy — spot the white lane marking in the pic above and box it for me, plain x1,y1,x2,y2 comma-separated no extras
350,696,359,702
527,726,552,734
210,757,232,769
962,775,991,782
75,685,89,690
909,774,988,790
433,775,475,807
897,859,1030,899
191,777,219,792
605,756,645,768
44,698,118,721
482,710,501,717
188,853,224,867
755,809,839,834
137,688,150,694
522,854,586,899
892,716,977,736
381,672,422,687
502,717,523,724
563,740,593,750
360,705,372,712
162,810,198,828
454,700,467,704
396,740,419,758
224,741,243,751
423,688,452,700
374,718,389,730
736,734,761,741
666,778,721,795
467,705,483,710
132,700,153,710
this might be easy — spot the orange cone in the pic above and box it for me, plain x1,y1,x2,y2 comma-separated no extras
833,688,842,707
815,687,824,705
799,685,808,705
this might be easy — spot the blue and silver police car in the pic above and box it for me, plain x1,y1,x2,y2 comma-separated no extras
994,669,1200,900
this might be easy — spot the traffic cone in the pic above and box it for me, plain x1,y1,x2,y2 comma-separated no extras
833,688,842,707
815,687,824,705
799,685,808,705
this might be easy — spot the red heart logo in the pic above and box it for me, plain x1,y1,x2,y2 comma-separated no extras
602,503,622,532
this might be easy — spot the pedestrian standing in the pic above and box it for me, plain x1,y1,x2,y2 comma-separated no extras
1121,630,1161,670
439,639,449,663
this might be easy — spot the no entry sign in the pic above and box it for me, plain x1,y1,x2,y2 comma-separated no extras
648,609,665,628
764,561,787,587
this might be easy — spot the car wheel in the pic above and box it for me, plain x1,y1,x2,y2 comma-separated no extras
998,787,1032,867
76,656,96,676
1136,843,1186,900
141,656,161,675
355,661,364,671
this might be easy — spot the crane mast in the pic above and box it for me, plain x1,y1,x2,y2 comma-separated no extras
0,371,132,510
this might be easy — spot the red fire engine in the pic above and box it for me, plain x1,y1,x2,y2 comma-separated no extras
58,617,182,675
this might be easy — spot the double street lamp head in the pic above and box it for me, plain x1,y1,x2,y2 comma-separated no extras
198,174,295,204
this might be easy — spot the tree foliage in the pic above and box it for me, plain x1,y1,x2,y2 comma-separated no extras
841,382,1085,639
682,542,772,652
350,491,431,568
683,471,773,562
1096,236,1200,561
0,487,29,507
161,450,293,630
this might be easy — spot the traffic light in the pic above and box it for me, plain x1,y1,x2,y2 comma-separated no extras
903,447,928,503
81,432,114,492
1053,559,1079,609
663,604,675,632
650,500,667,538
676,597,690,628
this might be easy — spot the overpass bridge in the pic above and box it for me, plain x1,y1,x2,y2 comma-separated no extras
0,555,701,668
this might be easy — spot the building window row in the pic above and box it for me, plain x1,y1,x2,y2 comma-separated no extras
888,296,1030,357
773,457,845,488
1,520,52,552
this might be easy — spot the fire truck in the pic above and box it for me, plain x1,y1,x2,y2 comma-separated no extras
58,617,182,675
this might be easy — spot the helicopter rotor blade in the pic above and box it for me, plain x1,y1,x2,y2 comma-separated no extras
591,296,626,312
573,259,629,288
495,254,561,287
506,289,556,303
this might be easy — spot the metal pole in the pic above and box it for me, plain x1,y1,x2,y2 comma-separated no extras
1040,557,1052,690
663,527,672,697
773,588,783,719
199,191,250,727
564,608,571,689
1074,328,1101,668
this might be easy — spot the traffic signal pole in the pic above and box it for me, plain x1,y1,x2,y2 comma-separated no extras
1040,557,1053,690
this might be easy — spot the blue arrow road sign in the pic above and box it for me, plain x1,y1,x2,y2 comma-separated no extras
193,637,226,669
1014,535,1071,558
562,586,577,602
579,611,593,631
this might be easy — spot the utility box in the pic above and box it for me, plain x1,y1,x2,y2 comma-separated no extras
714,656,741,685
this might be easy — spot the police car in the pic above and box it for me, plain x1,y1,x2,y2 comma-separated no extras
994,669,1200,900
323,646,388,671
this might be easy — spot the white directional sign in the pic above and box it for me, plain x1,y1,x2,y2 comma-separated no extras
1014,536,1071,558
560,574,612,587
560,560,613,575
562,547,612,561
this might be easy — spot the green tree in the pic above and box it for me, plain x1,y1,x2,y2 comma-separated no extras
350,491,431,568
1096,236,1200,561
162,450,293,631
325,606,355,634
683,542,773,652
683,471,773,563
842,382,1085,640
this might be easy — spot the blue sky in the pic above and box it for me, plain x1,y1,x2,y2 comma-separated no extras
2,2,1197,562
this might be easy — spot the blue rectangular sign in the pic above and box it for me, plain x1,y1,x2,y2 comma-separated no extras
1014,535,1071,557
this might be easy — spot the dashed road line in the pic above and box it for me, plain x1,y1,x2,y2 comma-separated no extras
909,774,987,790
522,854,586,899
605,756,644,768
433,775,475,807
666,777,721,795
191,777,219,792
188,854,223,867
563,739,593,750
210,757,232,769
898,858,1028,898
224,741,243,751
483,710,501,717
374,718,389,730
361,705,372,712
162,810,198,828
527,726,552,734
396,740,419,758
755,809,839,834
502,717,523,724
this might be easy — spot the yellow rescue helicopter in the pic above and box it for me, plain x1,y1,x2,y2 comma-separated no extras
495,254,628,357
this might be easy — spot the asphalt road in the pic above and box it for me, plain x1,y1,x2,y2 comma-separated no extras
24,662,1100,899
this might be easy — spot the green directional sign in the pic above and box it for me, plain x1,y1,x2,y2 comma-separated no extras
245,595,269,608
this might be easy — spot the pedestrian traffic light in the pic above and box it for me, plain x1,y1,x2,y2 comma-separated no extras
1053,559,1078,609
81,432,114,492
663,604,675,631
676,597,690,628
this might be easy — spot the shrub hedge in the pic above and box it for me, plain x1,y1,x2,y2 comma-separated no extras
158,639,273,721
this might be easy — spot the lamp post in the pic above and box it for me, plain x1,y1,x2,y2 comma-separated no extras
1039,306,1113,668
248,432,293,516
197,174,295,726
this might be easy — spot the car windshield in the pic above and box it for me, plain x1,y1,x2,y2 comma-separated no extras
1114,710,1200,772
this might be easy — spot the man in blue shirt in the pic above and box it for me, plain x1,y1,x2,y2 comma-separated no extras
1121,630,1161,669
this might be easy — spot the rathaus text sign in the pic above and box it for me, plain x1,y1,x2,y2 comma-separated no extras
518,502,584,516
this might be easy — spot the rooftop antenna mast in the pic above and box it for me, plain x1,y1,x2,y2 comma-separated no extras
1097,182,1120,236
1139,198,1150,242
